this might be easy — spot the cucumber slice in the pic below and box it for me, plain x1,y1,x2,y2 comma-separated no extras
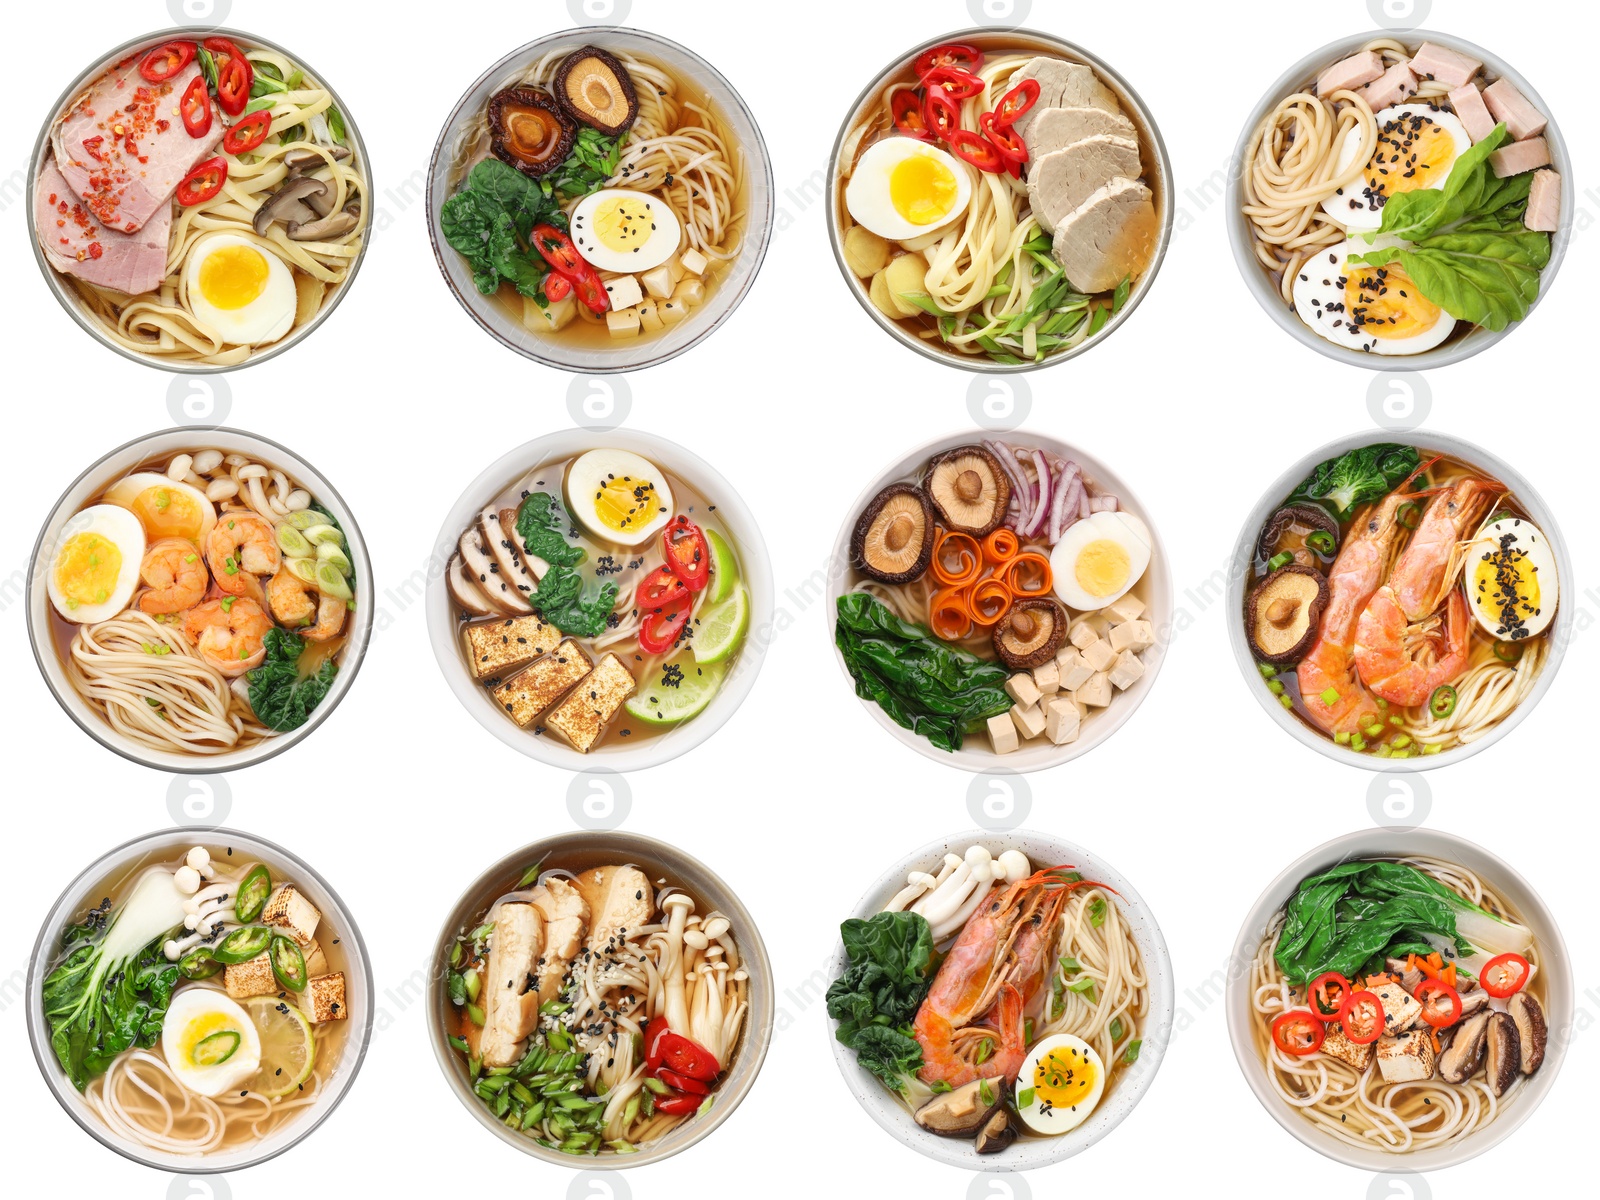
624,656,727,726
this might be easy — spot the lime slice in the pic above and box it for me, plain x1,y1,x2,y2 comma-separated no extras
705,528,741,605
625,655,727,726
693,586,749,665
241,994,316,1099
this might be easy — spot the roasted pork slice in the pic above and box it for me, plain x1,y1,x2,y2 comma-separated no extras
35,155,171,295
1027,135,1143,233
529,878,590,1008
1050,177,1158,294
1008,58,1121,145
1022,106,1137,161
479,902,543,1067
53,59,221,233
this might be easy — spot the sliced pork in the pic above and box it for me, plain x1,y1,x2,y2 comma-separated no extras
1049,177,1157,294
1483,78,1546,141
1316,51,1384,96
1027,136,1143,234
1448,83,1497,143
35,155,171,295
1525,169,1561,232
1008,57,1120,145
1022,106,1137,162
1409,42,1482,89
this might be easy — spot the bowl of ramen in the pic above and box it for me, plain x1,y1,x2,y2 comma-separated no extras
28,429,372,772
429,830,772,1167
29,29,371,372
829,432,1169,771
428,429,770,770
428,28,772,373
1230,31,1570,368
27,829,372,1172
1229,433,1568,769
827,829,1172,1168
829,30,1171,370
1227,827,1569,1170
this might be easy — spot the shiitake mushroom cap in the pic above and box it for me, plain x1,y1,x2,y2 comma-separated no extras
553,46,639,137
994,597,1067,670
1246,564,1328,665
488,87,576,178
852,483,935,584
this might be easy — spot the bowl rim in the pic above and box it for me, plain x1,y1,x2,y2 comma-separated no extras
1223,826,1572,1171
824,427,1172,773
825,826,1175,1169
1224,27,1574,372
824,26,1175,375
26,25,376,376
1224,427,1572,772
26,425,376,774
425,426,774,772
424,828,775,1169
424,25,775,376
25,825,376,1174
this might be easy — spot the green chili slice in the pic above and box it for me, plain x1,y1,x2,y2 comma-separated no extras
191,1030,242,1066
235,864,272,922
1493,640,1523,664
212,925,272,964
179,947,223,980
1306,529,1336,555
269,934,309,992
1429,684,1458,718
1396,501,1422,531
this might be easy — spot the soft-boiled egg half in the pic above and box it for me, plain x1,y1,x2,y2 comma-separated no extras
47,504,146,624
1016,1033,1107,1135
1466,516,1559,640
566,448,674,547
1292,235,1456,355
1051,510,1152,612
570,188,683,273
1322,105,1472,232
161,988,263,1097
102,473,216,543
184,233,297,345
846,137,973,242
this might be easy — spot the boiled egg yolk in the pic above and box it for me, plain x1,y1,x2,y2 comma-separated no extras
1032,1043,1097,1109
1364,116,1458,202
589,194,657,256
1345,262,1442,342
125,483,206,541
890,153,960,227
592,476,661,536
178,1009,240,1064
53,532,123,610
198,242,272,311
1074,538,1131,600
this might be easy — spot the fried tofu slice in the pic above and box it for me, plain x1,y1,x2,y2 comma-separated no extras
1321,1021,1375,1071
544,653,637,752
464,614,561,680
479,902,543,1067
491,641,592,728
1371,979,1423,1035
263,885,320,947
1376,1030,1436,1082
302,971,348,1023
224,950,278,1000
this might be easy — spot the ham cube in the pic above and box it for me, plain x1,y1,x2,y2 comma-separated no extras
1409,42,1482,89
1483,78,1547,141
1525,169,1561,232
1316,51,1384,96
1447,84,1497,144
1358,61,1419,111
1489,137,1550,179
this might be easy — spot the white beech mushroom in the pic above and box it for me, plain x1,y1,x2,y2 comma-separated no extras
661,892,696,1034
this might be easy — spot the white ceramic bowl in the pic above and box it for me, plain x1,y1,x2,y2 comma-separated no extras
1225,827,1570,1171
1226,429,1571,772
27,428,374,773
826,430,1171,772
827,27,1173,374
427,829,772,1169
1226,29,1572,371
426,27,773,374
827,828,1174,1170
26,827,374,1173
27,28,374,375
427,427,772,771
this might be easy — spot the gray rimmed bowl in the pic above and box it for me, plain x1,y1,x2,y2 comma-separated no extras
1226,429,1571,772
1226,827,1570,1171
826,28,1174,374
27,427,374,774
426,27,774,375
826,828,1174,1169
426,830,773,1169
26,827,375,1174
27,27,374,375
1226,29,1573,371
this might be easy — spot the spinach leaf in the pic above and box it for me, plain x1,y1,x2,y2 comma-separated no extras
248,627,337,732
834,593,1012,752
43,931,179,1091
528,564,616,638
826,911,936,1095
440,159,567,297
1289,444,1420,518
544,127,624,202
515,492,586,567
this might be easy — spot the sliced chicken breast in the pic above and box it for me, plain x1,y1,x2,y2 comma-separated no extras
529,878,590,1008
574,865,655,954
479,901,543,1067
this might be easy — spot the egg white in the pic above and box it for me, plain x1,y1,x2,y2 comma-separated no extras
47,504,146,624
570,189,684,274
845,137,973,242
102,472,217,543
1016,1033,1107,1135
1321,105,1472,232
1292,235,1456,356
1466,517,1559,639
1050,510,1152,612
184,233,297,346
565,448,675,547
161,987,262,1097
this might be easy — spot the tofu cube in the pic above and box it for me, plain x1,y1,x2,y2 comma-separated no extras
1056,648,1093,691
604,274,643,310
263,885,321,947
1077,671,1113,708
673,278,706,307
1371,980,1423,1034
667,256,687,284
1108,650,1145,691
1104,593,1146,625
491,640,592,728
1005,672,1042,709
224,951,278,1000
523,293,576,333
1032,659,1060,696
1073,613,1112,641
1044,697,1080,745
1321,1022,1375,1071
1376,1030,1436,1083
1109,619,1155,655
637,299,664,332
545,653,637,753
464,614,561,680
658,298,689,326
1081,638,1116,673
641,265,674,299
680,247,709,276
303,939,329,978
1069,622,1099,651
605,307,641,338
302,972,348,1023
987,712,1019,754
1010,701,1046,740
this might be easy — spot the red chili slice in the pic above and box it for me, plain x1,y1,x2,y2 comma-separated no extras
139,41,196,84
948,128,1004,173
222,110,272,155
530,223,608,314
656,1030,720,1082
919,66,985,100
1270,1010,1326,1056
891,89,932,141
643,1019,672,1072
1414,980,1463,1029
1480,953,1530,998
652,1093,703,1116
992,78,1041,128
923,89,961,142
212,49,253,117
542,271,572,302
913,42,983,77
1306,971,1352,1022
656,1067,710,1095
636,567,692,655
1338,990,1384,1045
979,112,1027,177
175,157,227,206
636,565,690,611
662,515,710,592
181,76,212,139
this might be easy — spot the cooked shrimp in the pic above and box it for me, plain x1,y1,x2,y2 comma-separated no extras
205,514,279,607
183,596,272,676
267,566,315,627
302,592,347,642
137,538,209,614
1355,587,1472,705
1387,477,1505,621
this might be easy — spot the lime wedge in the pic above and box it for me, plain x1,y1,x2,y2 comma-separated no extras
625,655,727,726
705,528,741,605
241,994,317,1099
693,585,749,666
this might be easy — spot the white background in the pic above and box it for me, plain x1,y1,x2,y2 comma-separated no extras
0,0,1594,1197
